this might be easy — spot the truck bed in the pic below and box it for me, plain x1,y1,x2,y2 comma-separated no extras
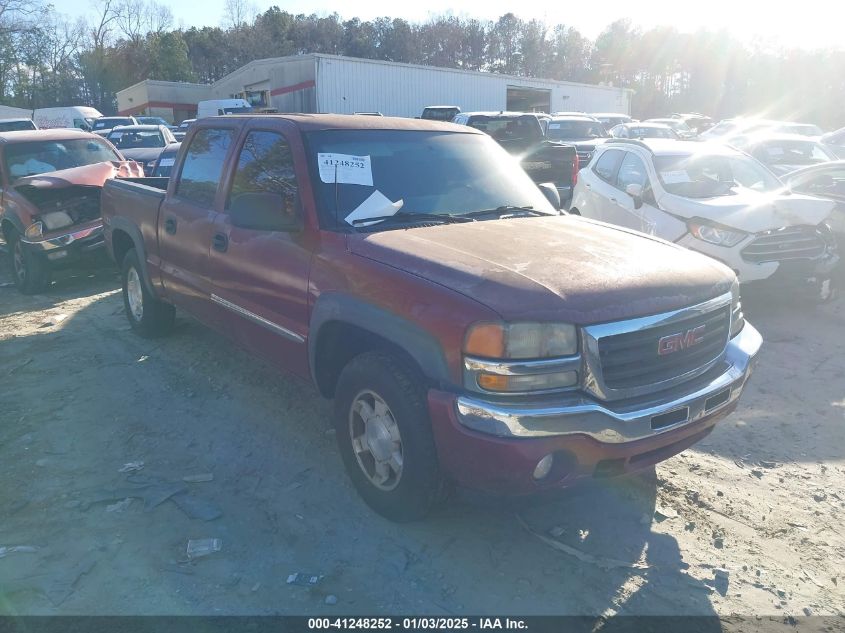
101,177,169,263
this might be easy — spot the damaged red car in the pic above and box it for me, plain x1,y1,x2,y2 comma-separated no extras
0,129,144,293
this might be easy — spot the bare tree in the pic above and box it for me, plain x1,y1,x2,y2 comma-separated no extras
115,0,172,42
222,0,257,30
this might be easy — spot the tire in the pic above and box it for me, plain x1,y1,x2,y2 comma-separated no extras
568,207,581,216
121,248,175,337
333,351,445,522
7,229,50,294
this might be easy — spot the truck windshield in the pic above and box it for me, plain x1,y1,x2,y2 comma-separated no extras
5,139,122,178
654,152,783,198
109,130,166,149
93,118,133,130
305,129,556,230
546,120,608,140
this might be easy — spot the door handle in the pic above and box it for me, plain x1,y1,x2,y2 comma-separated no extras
585,183,591,189
212,233,228,253
164,217,177,234
610,197,618,203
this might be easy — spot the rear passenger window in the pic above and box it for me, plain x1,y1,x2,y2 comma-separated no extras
594,149,624,183
227,131,299,218
176,128,234,206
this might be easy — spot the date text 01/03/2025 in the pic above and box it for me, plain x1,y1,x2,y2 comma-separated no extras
307,618,528,630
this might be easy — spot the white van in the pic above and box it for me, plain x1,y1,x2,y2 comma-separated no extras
197,99,253,119
33,106,103,131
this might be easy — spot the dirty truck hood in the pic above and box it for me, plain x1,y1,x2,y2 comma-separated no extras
13,161,144,190
349,216,734,324
660,189,835,233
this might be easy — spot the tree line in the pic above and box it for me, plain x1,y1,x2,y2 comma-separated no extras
2,0,844,129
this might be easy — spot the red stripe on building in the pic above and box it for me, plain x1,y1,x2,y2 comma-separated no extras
118,101,199,116
270,80,316,97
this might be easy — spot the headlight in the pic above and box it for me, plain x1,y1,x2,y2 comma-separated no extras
730,278,745,337
464,322,578,359
463,322,579,394
688,220,747,247
40,211,74,231
25,222,44,240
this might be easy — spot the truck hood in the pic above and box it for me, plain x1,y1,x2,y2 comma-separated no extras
349,216,734,324
659,189,835,233
12,161,144,190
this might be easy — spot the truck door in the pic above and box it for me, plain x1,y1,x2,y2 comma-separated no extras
158,124,241,321
207,126,313,379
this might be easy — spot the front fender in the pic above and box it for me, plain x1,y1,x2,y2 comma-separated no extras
308,292,451,387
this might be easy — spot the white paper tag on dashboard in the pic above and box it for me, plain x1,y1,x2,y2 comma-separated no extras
318,153,373,186
159,158,175,167
660,170,691,184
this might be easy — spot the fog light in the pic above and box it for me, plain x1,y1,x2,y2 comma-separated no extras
477,370,577,393
533,454,554,480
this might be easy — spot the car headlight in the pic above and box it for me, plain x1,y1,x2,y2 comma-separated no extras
465,322,577,359
688,220,747,247
40,211,74,231
25,221,44,240
730,278,745,337
463,322,579,393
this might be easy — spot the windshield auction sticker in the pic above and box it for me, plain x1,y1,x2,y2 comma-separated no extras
318,153,373,186
660,170,691,184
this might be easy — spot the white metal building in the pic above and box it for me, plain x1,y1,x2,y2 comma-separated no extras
117,54,633,123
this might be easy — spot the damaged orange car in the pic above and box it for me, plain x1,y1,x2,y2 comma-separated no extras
0,129,144,293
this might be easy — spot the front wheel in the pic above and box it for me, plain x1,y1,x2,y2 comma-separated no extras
333,352,445,522
121,248,175,337
7,229,50,294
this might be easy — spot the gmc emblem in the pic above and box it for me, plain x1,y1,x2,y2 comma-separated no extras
658,325,706,356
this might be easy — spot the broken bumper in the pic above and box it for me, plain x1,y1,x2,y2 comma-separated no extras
428,324,762,494
21,222,105,265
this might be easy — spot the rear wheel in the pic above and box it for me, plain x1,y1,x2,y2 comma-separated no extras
333,351,445,521
121,248,174,337
7,229,50,294
568,207,581,216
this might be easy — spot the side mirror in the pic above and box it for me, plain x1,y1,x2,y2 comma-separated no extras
626,183,644,209
537,182,562,210
229,192,303,232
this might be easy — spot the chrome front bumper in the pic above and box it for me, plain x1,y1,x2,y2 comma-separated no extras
21,223,104,253
455,323,762,442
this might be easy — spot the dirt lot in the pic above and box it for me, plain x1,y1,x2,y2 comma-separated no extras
1,254,843,619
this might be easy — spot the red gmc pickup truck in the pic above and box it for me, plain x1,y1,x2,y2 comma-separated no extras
101,114,762,521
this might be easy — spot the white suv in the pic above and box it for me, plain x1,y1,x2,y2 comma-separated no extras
571,139,839,292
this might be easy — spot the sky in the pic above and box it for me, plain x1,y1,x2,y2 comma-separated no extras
51,0,842,51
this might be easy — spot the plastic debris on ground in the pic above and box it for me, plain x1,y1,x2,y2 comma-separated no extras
186,538,222,559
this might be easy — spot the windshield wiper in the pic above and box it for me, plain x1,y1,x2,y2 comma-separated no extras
453,205,547,220
350,211,474,227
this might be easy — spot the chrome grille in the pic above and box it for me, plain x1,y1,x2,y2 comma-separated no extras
741,226,828,263
584,295,731,399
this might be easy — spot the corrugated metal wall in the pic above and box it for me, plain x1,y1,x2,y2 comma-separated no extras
314,55,630,117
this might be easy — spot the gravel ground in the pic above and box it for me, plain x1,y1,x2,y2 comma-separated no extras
0,255,843,619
